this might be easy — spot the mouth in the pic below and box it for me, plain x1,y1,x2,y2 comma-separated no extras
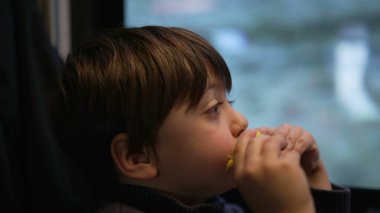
225,130,263,170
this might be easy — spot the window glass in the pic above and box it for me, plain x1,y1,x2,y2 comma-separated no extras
125,0,380,189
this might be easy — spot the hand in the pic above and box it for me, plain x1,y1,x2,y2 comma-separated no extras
268,124,332,190
232,129,315,213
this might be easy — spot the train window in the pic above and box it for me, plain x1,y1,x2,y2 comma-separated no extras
125,0,380,189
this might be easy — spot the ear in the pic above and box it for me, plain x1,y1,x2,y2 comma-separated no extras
110,133,158,180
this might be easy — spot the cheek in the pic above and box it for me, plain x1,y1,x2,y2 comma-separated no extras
204,133,236,166
157,127,236,173
155,122,237,194
180,129,236,173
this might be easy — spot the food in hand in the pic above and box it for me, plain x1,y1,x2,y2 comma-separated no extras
226,131,263,170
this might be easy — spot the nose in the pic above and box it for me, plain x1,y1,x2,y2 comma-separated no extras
230,108,248,138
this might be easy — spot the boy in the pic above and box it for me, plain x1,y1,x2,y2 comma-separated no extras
49,26,350,212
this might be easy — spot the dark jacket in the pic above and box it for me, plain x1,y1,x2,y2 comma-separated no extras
95,183,350,213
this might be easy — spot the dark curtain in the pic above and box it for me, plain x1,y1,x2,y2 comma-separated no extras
71,0,124,50
0,0,88,212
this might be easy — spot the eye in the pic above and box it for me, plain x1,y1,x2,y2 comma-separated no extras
207,102,223,115
206,99,235,116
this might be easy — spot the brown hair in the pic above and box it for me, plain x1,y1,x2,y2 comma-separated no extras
49,26,231,192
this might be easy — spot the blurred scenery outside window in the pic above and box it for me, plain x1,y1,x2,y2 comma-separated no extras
125,0,380,189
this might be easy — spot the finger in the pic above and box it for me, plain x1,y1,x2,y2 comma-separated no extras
300,148,320,174
288,125,301,142
292,126,303,141
295,130,315,153
281,149,302,164
274,124,303,151
274,123,292,139
233,129,257,171
286,125,303,150
262,134,288,160
244,135,268,165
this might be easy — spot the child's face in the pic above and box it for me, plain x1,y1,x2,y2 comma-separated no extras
153,76,248,203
